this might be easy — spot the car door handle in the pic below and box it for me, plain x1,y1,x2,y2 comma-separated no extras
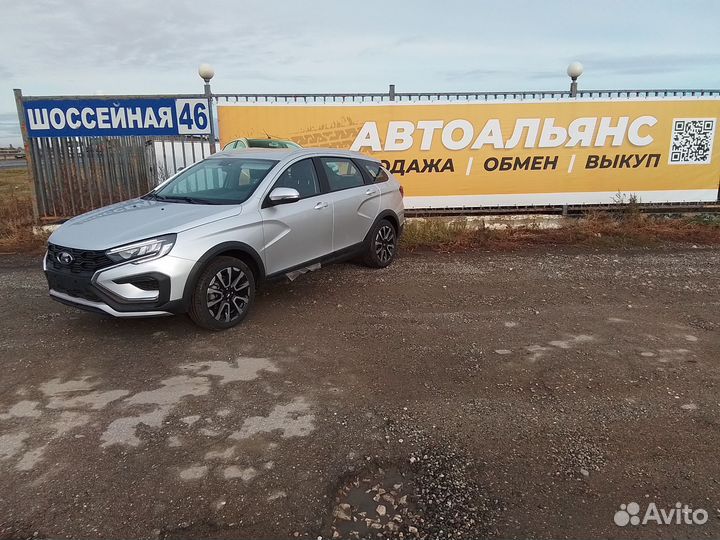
314,201,328,210
365,188,378,196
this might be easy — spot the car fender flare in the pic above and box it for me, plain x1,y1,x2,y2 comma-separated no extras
363,210,402,243
182,242,265,304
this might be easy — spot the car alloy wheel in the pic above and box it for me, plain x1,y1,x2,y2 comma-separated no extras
206,265,250,323
374,224,396,264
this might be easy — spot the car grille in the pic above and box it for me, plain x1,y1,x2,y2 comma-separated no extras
46,271,101,302
46,243,114,275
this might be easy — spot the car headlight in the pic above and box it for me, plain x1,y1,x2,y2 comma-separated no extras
106,234,176,264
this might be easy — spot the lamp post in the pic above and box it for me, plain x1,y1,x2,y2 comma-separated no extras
198,63,217,154
567,61,583,98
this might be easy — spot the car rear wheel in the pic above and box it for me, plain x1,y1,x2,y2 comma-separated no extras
188,256,255,330
362,219,397,268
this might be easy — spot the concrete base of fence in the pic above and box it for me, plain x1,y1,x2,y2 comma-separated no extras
407,214,565,230
33,224,59,236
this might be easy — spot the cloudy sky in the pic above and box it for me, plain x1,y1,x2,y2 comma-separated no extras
2,0,719,145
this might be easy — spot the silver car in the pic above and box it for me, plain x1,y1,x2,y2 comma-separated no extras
44,148,405,330
223,138,302,150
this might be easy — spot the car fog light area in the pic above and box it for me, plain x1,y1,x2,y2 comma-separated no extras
114,276,160,292
105,234,176,263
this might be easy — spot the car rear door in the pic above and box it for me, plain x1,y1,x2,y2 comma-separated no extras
259,158,332,275
317,156,380,251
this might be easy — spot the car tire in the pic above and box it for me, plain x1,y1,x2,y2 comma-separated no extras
362,218,397,268
188,256,256,330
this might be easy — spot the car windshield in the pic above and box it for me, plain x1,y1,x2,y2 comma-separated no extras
148,158,278,205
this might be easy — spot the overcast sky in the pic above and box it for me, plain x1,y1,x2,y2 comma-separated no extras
2,0,719,145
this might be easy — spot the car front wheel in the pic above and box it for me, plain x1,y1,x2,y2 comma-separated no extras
188,256,255,330
362,218,397,268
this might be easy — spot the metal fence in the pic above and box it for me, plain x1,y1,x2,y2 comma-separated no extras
15,91,213,221
213,87,720,104
16,86,720,221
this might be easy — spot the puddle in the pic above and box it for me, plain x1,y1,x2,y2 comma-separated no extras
0,400,41,419
101,406,172,447
101,375,211,447
125,375,210,407
46,389,129,410
1,356,304,480
181,356,279,385
40,377,96,395
230,397,315,440
328,448,498,539
0,432,29,460
222,465,257,481
204,446,235,460
330,466,419,539
548,334,595,349
179,464,208,481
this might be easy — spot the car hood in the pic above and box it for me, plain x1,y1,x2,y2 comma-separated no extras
48,198,242,250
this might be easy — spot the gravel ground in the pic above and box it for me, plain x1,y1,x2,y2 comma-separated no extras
0,245,719,539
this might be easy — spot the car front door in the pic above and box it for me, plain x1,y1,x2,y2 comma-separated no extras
259,158,333,275
317,156,380,251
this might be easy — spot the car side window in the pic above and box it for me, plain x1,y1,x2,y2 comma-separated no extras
321,158,365,192
273,159,321,199
359,160,389,183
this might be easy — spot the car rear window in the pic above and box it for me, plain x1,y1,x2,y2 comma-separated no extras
359,160,389,183
320,158,365,192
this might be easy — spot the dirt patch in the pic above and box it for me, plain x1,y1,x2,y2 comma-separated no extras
0,247,719,538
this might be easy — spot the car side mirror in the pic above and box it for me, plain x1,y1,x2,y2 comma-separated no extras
268,187,300,205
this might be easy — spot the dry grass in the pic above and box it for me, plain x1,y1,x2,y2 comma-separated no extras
0,169,47,253
401,212,720,252
0,168,33,198
0,195,44,253
2,166,719,254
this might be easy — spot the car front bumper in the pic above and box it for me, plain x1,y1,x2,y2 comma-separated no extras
48,289,174,317
44,252,195,317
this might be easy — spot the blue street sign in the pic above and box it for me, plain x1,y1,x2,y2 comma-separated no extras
24,97,211,138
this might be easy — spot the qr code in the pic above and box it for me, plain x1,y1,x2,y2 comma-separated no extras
668,118,716,165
